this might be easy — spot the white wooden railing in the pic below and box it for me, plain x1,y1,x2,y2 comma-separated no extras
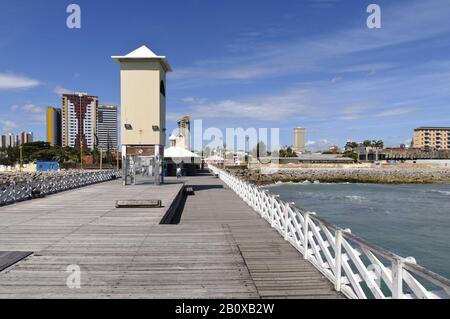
209,165,450,299
0,170,121,206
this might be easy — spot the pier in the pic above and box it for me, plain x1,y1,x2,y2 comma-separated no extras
0,171,342,298
0,167,449,299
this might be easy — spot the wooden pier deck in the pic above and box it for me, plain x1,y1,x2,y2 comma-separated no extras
0,172,343,299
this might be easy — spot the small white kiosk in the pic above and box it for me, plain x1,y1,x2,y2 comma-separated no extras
112,46,172,185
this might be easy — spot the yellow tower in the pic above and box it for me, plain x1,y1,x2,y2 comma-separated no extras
112,45,172,185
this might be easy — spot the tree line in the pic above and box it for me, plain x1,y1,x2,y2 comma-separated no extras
0,141,105,166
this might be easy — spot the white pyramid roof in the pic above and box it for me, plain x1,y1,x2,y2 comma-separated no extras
126,45,159,58
164,146,200,158
112,45,172,71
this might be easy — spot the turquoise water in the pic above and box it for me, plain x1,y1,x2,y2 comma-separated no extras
264,182,450,279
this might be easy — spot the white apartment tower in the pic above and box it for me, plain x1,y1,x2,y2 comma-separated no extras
176,115,191,150
97,105,119,151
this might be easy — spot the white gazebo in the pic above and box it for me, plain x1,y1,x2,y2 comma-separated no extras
164,146,201,163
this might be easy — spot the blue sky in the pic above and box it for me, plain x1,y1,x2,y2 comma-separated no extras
1,0,450,150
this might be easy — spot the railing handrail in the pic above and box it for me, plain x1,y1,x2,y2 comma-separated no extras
208,164,450,299
291,203,402,261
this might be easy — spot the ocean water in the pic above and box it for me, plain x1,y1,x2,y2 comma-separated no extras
264,182,450,279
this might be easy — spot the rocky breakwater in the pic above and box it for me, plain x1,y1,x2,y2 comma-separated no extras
0,170,121,187
228,167,450,185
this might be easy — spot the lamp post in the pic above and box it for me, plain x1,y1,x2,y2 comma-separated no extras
79,93,84,171
19,145,23,172
80,139,84,171
100,149,103,170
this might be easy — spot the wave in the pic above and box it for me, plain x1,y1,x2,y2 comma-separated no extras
343,195,368,203
428,189,450,196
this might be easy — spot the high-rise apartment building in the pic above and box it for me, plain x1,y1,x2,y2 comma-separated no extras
413,127,450,150
19,132,33,145
176,115,191,150
97,105,118,151
293,127,306,153
0,134,18,148
62,93,98,150
47,107,62,146
0,135,6,148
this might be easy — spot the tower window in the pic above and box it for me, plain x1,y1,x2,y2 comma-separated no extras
160,80,166,97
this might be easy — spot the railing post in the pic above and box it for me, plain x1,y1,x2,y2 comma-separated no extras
335,230,343,291
303,212,310,260
263,190,270,217
392,257,404,299
283,202,290,240
270,195,276,228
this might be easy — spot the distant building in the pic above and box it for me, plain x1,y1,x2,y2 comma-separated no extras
62,93,98,150
176,115,191,150
19,132,33,145
329,146,339,154
169,134,177,147
0,135,6,148
413,127,450,150
2,134,17,148
11,134,16,147
0,133,32,148
356,147,450,162
355,146,383,162
47,107,62,146
293,127,306,153
260,154,354,165
97,105,118,151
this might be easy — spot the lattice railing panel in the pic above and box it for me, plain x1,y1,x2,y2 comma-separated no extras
0,170,121,206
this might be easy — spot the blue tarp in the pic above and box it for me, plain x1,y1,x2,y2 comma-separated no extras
36,161,59,172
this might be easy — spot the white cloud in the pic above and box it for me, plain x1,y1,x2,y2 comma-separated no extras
331,77,343,83
306,139,333,150
0,73,40,90
376,107,415,117
182,87,318,122
53,86,72,95
22,104,44,114
10,105,19,112
0,120,18,132
167,112,183,122
338,104,371,121
337,63,397,75
307,0,341,8
181,96,207,104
